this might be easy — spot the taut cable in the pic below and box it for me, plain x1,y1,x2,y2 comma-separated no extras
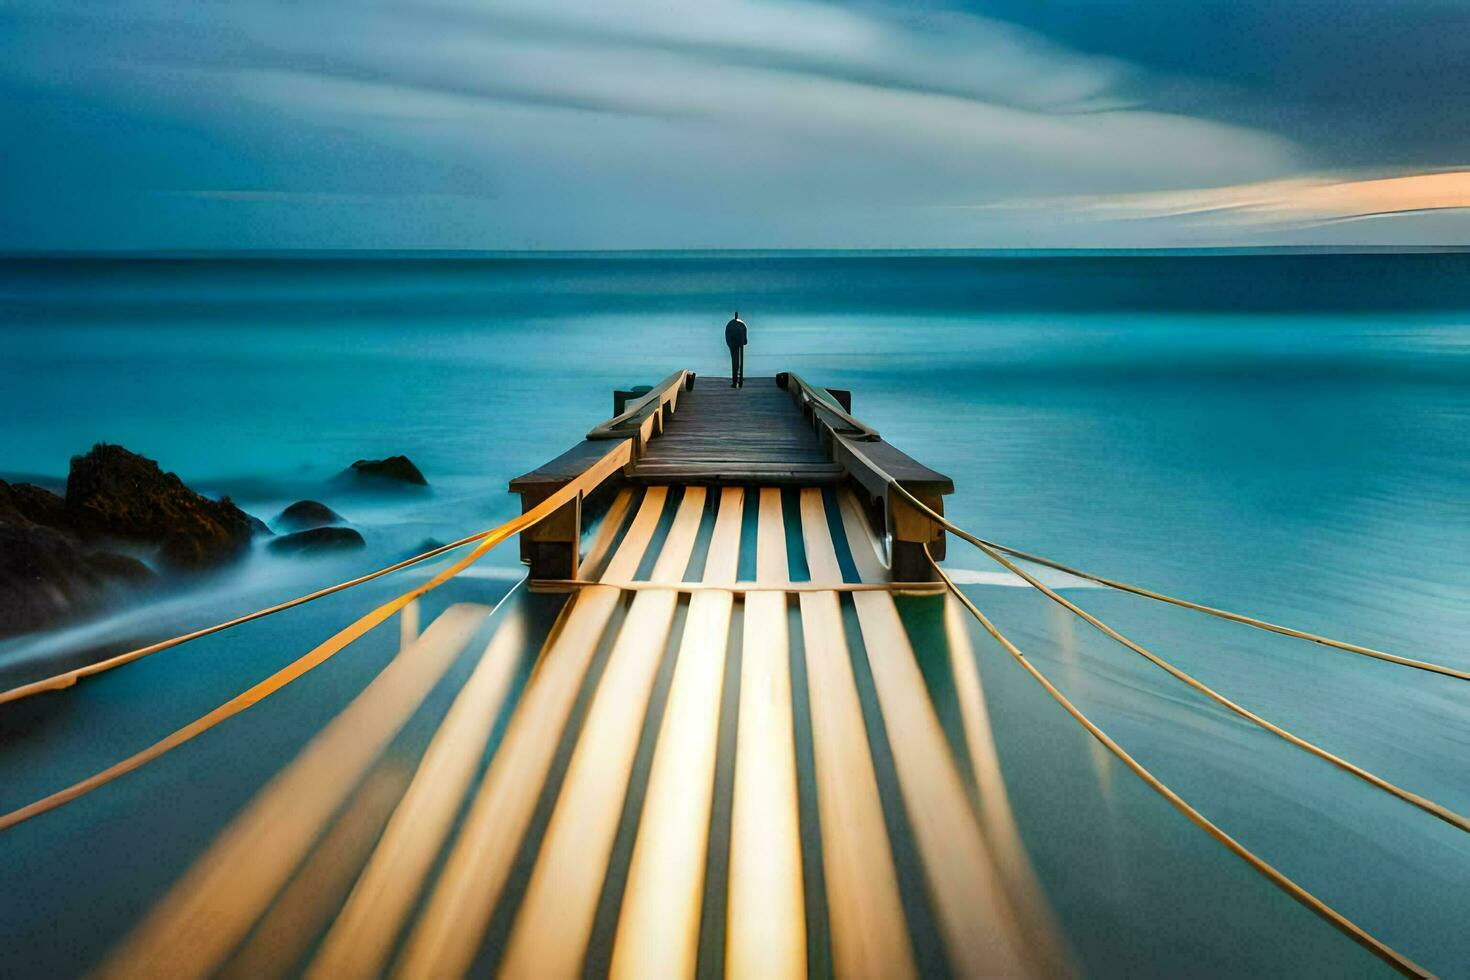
0,458,621,833
926,547,1432,979
890,483,1467,682
892,484,1469,834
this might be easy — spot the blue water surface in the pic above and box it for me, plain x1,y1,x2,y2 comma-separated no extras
0,252,1466,976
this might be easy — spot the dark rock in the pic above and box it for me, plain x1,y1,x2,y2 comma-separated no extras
0,525,151,638
9,483,67,528
83,550,156,585
64,444,264,571
276,499,344,531
338,455,428,487
0,525,95,636
0,477,161,637
268,526,366,555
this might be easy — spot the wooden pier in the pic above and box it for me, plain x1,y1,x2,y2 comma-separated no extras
512,371,953,582
2,366,1437,978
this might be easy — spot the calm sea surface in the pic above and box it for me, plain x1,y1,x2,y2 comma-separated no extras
0,253,1467,976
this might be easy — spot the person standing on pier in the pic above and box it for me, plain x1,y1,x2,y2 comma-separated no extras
725,310,747,388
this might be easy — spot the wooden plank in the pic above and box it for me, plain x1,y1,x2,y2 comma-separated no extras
307,606,533,978
756,487,789,587
837,488,888,582
498,488,707,977
578,486,635,581
838,496,1031,976
603,487,670,581
635,469,835,478
395,489,669,979
633,464,841,475
727,488,805,978
626,376,846,485
702,487,745,585
99,603,494,980
797,488,916,979
610,488,743,978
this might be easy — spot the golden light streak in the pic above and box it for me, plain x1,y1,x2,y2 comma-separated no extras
498,488,706,977
218,765,413,980
726,489,806,979
306,608,531,978
610,487,743,979
97,602,495,980
797,489,916,979
393,487,669,979
849,588,1032,977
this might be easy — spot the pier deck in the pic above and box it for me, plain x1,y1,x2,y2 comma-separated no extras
629,376,844,485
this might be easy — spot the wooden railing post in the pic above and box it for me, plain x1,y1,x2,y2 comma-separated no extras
510,439,634,581
889,486,946,582
517,486,582,580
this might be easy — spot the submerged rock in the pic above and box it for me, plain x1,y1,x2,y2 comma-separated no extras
64,443,263,570
275,499,344,531
338,455,428,488
268,526,366,555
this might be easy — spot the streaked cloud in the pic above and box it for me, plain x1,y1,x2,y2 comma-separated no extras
5,0,1461,248
991,171,1470,228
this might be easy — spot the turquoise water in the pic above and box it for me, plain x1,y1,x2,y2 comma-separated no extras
1,253,1467,975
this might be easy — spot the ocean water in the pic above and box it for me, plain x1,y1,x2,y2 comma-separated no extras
0,252,1467,975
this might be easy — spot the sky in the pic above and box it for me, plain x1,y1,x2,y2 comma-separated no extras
1,0,1467,250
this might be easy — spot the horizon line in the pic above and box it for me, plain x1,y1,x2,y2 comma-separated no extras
4,245,1470,260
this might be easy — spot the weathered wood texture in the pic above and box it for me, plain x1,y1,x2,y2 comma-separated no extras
509,368,954,580
628,377,844,485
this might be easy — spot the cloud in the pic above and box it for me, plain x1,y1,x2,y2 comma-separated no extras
990,170,1470,228
0,0,1304,248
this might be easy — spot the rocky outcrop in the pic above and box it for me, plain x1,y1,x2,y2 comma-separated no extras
65,444,262,570
338,455,427,488
0,479,156,639
0,445,273,639
275,500,344,531
267,526,366,555
6,482,66,527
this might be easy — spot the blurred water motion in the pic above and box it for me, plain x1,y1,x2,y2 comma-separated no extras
0,253,1465,976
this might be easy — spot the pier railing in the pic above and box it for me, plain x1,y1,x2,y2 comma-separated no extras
778,371,953,580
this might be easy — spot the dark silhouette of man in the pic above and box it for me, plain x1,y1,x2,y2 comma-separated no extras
725,311,747,388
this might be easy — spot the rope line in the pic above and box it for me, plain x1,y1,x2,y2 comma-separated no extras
926,548,1432,979
890,483,1467,682
1,531,494,706
0,455,622,833
0,446,634,707
892,485,1470,834
964,534,1470,832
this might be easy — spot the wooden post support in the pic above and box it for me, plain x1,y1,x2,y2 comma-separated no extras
510,439,634,580
889,487,946,583
518,486,582,580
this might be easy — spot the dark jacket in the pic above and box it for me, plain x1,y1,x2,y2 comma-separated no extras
725,317,747,347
